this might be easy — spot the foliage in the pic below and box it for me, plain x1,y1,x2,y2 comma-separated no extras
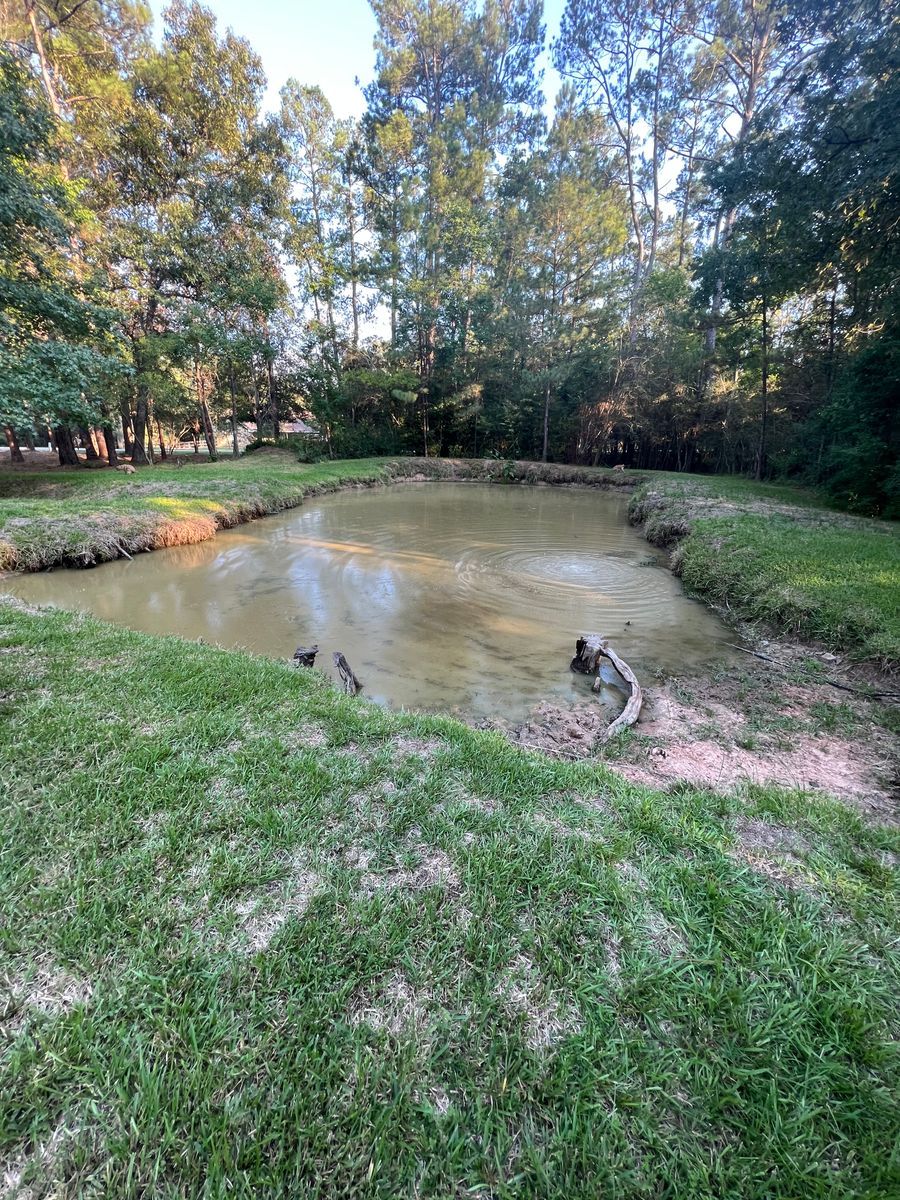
0,52,124,434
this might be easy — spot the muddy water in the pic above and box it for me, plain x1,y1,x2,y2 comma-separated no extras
3,483,734,720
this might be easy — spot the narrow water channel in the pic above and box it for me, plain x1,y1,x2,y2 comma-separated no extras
3,483,734,719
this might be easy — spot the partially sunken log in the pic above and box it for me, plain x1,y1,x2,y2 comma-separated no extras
292,644,318,668
333,651,362,695
570,634,643,739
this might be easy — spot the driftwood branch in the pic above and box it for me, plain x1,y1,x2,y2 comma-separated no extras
292,644,318,668
571,634,643,739
333,651,362,695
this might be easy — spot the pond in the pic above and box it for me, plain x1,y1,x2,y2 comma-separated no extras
3,483,734,720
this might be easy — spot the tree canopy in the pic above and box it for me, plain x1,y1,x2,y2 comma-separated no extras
1,0,897,511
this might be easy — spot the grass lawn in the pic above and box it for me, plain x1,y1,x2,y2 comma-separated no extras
631,477,900,668
1,601,899,1198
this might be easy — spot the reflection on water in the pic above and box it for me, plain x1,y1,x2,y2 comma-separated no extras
3,483,735,719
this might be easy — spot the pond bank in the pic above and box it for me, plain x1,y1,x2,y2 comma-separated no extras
481,637,898,822
2,454,896,809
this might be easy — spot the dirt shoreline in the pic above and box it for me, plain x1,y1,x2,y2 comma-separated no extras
482,636,898,820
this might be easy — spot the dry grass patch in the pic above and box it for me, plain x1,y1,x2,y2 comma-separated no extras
1,959,93,1034
728,818,817,890
348,836,461,901
493,954,582,1052
390,735,444,760
349,971,433,1037
187,851,322,954
0,1117,98,1200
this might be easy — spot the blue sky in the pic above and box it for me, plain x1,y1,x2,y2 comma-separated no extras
150,0,567,119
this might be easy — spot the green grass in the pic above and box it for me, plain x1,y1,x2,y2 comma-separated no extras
631,476,900,668
1,600,898,1198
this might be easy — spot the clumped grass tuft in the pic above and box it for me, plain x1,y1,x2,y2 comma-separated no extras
1,599,898,1198
630,476,899,667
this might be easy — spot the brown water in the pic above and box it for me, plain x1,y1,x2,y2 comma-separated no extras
3,483,734,719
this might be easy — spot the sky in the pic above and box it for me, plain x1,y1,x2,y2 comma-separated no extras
149,0,568,120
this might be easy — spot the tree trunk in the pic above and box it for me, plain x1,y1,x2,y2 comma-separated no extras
81,427,99,460
541,380,551,463
23,429,35,452
4,426,25,463
251,360,263,437
102,424,118,466
266,356,279,439
156,419,168,460
55,425,81,467
120,400,134,457
755,294,769,481
260,320,279,438
132,375,151,464
131,297,157,465
198,397,218,461
230,366,239,458
346,173,360,350
26,1,64,120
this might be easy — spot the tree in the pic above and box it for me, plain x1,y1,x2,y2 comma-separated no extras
99,0,287,463
0,51,122,464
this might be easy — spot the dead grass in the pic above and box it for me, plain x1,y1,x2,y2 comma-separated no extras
1,959,93,1035
494,954,583,1052
349,971,433,1037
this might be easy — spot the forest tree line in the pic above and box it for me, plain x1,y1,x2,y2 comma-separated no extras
1,0,897,512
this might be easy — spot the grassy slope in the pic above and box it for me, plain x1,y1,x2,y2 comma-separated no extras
0,456,639,572
1,602,899,1198
630,476,900,668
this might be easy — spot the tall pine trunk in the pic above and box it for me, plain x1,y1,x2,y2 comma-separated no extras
755,295,769,481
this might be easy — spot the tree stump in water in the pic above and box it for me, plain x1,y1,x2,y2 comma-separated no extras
333,651,362,695
570,634,643,739
293,645,318,668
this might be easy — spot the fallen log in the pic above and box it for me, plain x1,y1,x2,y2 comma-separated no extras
570,634,643,739
292,644,319,668
333,651,362,695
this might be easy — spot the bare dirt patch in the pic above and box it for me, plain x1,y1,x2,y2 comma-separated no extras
617,673,895,818
488,642,897,819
